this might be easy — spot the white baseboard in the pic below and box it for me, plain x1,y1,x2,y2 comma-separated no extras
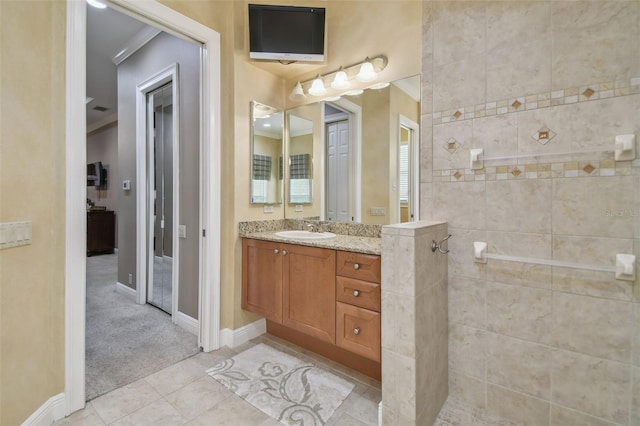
115,282,137,301
219,318,266,349
175,311,199,336
21,393,65,426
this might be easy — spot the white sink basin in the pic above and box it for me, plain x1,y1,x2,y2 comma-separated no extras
275,230,337,240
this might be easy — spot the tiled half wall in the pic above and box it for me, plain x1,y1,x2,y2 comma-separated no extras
381,221,449,425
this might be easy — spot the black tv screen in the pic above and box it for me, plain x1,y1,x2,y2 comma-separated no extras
249,4,326,62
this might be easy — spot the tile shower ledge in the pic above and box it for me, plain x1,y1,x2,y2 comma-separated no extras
241,230,382,255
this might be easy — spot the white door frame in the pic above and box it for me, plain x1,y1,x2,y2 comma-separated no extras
65,0,221,415
398,114,420,222
136,64,180,322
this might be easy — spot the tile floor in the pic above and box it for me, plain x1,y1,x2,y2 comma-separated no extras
56,334,382,426
57,332,512,426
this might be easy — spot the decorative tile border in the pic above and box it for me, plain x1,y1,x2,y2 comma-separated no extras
433,159,640,182
431,77,640,125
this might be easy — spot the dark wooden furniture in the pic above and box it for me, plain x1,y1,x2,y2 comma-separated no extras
87,210,115,256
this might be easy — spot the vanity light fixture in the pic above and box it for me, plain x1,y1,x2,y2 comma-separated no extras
331,68,350,90
308,75,327,96
356,59,377,83
344,89,364,96
289,82,307,102
87,0,107,9
288,54,388,102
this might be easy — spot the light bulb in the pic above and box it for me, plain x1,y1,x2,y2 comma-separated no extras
331,70,350,90
308,76,327,96
356,60,377,83
289,82,306,102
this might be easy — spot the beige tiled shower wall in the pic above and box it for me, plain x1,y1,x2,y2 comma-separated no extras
421,1,640,425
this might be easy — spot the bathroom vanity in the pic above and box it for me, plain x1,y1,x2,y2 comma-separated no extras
241,227,382,380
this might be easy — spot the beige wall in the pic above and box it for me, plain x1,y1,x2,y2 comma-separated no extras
0,1,66,424
422,1,640,424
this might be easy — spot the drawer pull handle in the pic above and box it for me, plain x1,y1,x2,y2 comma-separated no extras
282,249,288,256
353,263,360,270
353,290,360,297
274,249,279,254
353,327,360,335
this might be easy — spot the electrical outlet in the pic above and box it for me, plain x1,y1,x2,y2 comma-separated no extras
295,205,303,212
178,225,187,238
263,205,274,214
370,207,386,216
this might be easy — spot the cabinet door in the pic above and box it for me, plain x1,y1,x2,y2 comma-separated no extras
283,244,336,343
242,239,283,323
336,302,381,362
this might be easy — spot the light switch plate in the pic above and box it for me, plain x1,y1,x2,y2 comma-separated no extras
370,207,386,216
263,205,273,214
178,225,186,238
0,221,32,250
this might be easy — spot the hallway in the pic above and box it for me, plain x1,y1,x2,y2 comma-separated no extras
86,254,198,400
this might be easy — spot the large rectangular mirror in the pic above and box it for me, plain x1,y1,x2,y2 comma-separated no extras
250,101,283,204
284,75,420,225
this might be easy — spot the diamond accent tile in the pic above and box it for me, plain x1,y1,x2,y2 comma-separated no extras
443,138,462,155
511,167,521,177
583,164,596,174
511,100,522,109
453,110,462,119
531,126,557,145
453,171,462,180
582,88,595,98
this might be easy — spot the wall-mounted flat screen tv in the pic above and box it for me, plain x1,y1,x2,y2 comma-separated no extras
248,4,326,62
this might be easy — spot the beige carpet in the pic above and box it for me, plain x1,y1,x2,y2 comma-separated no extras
86,254,199,400
207,343,354,425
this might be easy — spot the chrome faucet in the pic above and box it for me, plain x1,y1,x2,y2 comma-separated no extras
306,222,320,233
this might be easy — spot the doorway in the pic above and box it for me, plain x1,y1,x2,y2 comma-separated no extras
66,0,221,414
323,100,361,222
324,103,350,222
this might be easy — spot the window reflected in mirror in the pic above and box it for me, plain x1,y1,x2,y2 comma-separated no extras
250,101,283,204
287,114,313,204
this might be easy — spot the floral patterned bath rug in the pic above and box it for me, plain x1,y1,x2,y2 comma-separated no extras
206,343,355,425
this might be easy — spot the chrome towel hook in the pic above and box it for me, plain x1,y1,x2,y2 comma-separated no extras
431,234,452,254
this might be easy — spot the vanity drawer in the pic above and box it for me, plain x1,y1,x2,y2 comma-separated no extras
336,302,381,362
336,251,381,283
336,276,380,312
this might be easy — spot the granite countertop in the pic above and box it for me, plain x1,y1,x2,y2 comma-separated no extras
241,230,382,255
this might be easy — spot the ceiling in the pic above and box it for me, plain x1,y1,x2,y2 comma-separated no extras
86,5,148,128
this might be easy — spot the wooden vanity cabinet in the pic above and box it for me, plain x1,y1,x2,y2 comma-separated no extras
242,238,382,380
